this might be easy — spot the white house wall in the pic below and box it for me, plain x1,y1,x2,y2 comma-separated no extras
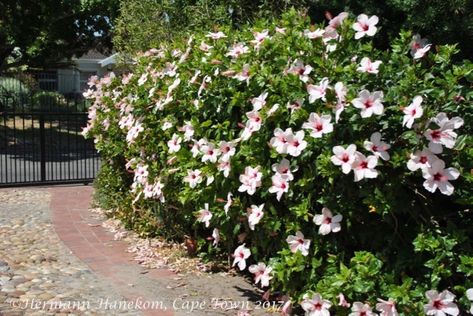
56,60,110,94
57,68,79,94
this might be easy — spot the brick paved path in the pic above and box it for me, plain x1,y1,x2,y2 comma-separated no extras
50,186,173,316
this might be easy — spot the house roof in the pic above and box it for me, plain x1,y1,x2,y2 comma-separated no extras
99,53,118,67
74,49,109,61
69,49,120,69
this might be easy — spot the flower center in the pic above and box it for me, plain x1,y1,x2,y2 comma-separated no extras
433,299,445,310
360,161,368,169
364,99,374,108
433,172,443,182
431,130,441,140
314,302,322,310
342,154,350,163
324,217,332,224
362,23,369,31
419,156,428,164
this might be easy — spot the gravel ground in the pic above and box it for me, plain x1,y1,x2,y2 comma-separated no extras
0,189,137,316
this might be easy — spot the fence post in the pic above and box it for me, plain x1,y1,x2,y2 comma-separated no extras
39,113,46,182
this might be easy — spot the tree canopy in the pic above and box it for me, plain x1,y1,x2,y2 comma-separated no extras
0,0,119,72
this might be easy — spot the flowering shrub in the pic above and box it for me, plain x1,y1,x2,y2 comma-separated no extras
84,10,473,315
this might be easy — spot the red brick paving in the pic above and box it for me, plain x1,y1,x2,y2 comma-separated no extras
50,185,174,316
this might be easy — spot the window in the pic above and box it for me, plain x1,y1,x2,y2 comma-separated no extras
36,71,58,91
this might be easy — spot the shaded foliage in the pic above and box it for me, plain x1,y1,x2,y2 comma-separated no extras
113,0,473,58
0,0,119,71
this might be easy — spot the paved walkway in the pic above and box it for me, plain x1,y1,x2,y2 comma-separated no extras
0,186,270,316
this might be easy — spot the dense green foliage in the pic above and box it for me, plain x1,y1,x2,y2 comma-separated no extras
0,0,119,71
0,77,30,109
113,0,303,56
85,9,473,314
309,0,473,59
113,0,473,59
31,91,67,111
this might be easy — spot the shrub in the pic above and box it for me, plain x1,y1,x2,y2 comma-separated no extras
31,91,68,111
0,76,31,110
309,0,473,60
112,1,473,60
84,10,473,315
113,0,307,56
93,157,132,211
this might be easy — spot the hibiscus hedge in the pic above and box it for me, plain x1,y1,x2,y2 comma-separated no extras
83,10,473,315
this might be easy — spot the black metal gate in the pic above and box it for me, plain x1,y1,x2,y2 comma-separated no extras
0,74,100,187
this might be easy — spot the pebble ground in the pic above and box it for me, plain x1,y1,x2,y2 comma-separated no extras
0,189,137,316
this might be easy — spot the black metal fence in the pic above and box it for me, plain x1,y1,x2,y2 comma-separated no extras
0,73,100,187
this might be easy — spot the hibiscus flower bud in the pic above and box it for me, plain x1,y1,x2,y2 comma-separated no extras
166,156,177,165
338,293,351,308
221,70,236,77
211,59,222,65
168,168,179,174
